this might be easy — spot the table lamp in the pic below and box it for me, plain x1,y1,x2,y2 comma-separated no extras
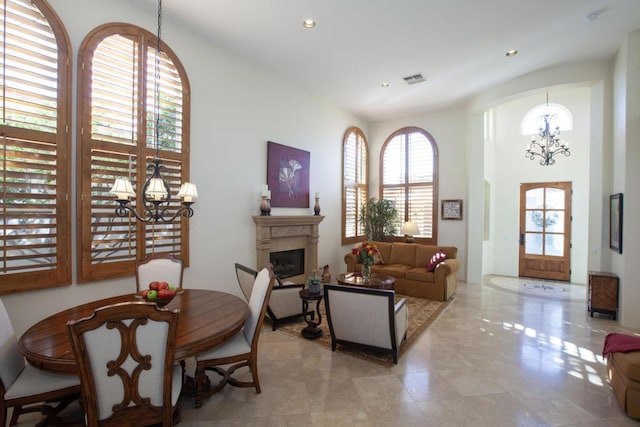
401,221,419,243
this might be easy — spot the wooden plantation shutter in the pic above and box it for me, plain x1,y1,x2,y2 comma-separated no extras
0,0,72,293
77,24,191,282
342,127,368,245
381,127,438,245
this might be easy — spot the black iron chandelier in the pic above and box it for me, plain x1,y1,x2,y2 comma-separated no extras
110,0,197,222
524,94,570,166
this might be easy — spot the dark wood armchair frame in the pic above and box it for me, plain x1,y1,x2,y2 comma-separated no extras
66,302,180,427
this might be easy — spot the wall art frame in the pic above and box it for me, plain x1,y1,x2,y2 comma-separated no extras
609,193,623,254
267,141,310,208
441,199,463,220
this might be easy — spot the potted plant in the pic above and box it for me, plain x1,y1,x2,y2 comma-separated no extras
359,198,398,242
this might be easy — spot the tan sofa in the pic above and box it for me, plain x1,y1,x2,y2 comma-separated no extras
344,241,459,301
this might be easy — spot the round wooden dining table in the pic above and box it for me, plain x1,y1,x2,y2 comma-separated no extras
18,289,249,374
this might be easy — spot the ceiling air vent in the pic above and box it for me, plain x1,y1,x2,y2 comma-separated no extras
403,73,426,85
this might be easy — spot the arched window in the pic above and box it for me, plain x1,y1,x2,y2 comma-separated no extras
381,127,438,244
521,103,573,136
0,0,72,293
77,24,191,282
342,127,368,245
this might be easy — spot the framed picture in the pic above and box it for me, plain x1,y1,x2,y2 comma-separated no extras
441,199,463,220
267,141,310,208
609,193,623,254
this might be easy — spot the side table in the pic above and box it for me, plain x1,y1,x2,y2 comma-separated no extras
588,271,618,320
299,289,323,339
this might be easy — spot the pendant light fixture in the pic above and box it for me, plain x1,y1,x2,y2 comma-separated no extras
110,0,197,221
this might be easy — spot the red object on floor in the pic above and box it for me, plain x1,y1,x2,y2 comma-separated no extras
603,333,640,358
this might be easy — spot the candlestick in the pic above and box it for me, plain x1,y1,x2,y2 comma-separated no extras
314,195,320,216
260,195,269,216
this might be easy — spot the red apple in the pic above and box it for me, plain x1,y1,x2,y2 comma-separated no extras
158,281,169,290
140,289,149,298
149,281,160,291
158,289,170,298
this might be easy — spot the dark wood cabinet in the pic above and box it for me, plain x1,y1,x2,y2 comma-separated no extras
588,271,618,320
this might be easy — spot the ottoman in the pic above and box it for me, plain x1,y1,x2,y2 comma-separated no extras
607,350,640,418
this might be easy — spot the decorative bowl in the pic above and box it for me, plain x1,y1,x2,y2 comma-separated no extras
135,288,183,307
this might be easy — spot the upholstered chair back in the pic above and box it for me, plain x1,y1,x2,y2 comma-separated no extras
136,253,183,291
67,302,180,427
243,267,272,345
0,298,25,393
235,263,258,302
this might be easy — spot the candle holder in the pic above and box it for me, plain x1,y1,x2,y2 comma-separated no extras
314,196,321,216
266,197,271,216
260,196,269,216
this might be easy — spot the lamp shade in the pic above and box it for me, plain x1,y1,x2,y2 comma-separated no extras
145,177,169,201
109,178,135,201
401,221,419,236
177,182,198,202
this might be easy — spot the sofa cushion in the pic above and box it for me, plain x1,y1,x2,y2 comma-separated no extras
416,245,458,266
374,242,393,265
389,243,417,265
427,252,447,272
405,267,436,283
374,264,413,279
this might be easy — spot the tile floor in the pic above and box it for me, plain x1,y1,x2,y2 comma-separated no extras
15,276,640,426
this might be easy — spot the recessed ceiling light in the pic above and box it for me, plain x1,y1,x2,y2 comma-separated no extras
381,82,390,87
506,50,518,57
302,19,316,29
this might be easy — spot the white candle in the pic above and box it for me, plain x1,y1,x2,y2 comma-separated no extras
267,190,271,199
262,185,269,197
315,192,319,198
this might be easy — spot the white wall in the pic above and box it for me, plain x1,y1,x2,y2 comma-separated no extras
489,87,591,282
613,30,640,329
365,108,469,281
3,0,363,336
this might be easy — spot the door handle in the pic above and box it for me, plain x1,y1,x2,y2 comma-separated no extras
519,233,524,245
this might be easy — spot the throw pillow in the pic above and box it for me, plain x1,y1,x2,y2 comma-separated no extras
427,251,446,272
373,250,384,265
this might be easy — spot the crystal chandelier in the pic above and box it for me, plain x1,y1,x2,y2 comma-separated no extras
524,95,570,166
110,0,197,222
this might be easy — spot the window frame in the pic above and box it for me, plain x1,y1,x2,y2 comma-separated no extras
76,23,191,283
380,126,438,245
0,0,72,294
341,126,368,245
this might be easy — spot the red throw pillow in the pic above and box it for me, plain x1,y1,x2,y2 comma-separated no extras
427,252,447,272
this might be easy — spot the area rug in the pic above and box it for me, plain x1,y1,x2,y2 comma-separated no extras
277,294,451,367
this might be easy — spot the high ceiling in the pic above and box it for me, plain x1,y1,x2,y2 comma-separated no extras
136,0,640,122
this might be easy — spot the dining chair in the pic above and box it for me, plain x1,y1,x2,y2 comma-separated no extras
66,301,181,427
136,253,184,292
0,298,80,427
235,262,313,331
194,266,275,408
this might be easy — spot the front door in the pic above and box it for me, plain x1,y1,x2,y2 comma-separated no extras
518,182,572,281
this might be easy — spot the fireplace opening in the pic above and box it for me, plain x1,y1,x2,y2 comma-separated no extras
270,249,305,279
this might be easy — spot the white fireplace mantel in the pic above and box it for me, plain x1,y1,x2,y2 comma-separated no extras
252,215,324,282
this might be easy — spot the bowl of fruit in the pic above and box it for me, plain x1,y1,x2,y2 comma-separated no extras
137,281,182,307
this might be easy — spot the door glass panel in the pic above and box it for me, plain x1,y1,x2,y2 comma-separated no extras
526,211,544,232
545,188,564,209
546,211,563,233
525,233,543,255
545,234,564,256
526,188,543,209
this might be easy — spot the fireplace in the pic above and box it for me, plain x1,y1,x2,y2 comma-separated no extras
253,215,324,283
270,248,305,279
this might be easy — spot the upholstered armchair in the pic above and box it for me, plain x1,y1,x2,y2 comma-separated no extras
323,284,408,364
